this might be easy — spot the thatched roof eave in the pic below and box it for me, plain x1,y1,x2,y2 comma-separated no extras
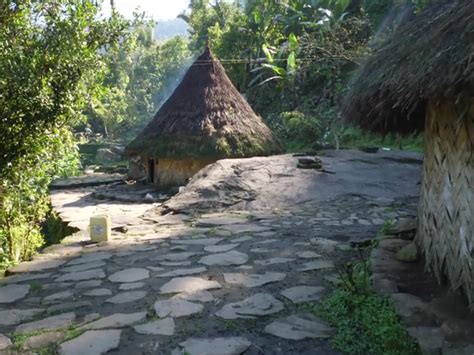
344,0,474,134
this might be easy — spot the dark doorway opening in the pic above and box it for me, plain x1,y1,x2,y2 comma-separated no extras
148,159,155,183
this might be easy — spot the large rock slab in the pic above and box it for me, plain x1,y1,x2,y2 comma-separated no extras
55,269,105,282
223,272,286,288
84,288,113,297
157,267,207,278
199,251,248,266
15,312,76,334
216,293,284,319
160,277,222,294
134,317,175,335
154,299,203,318
281,286,325,304
80,312,147,330
59,329,121,355
0,284,30,303
22,331,65,350
106,291,147,304
264,314,334,340
108,268,150,283
178,337,251,355
0,308,45,326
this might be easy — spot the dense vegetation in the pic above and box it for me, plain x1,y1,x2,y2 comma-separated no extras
0,0,429,268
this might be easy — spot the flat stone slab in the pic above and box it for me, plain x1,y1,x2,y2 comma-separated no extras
204,244,239,253
178,337,251,355
108,268,150,283
0,334,12,350
80,312,147,330
159,261,192,267
264,314,334,340
0,308,45,326
298,260,335,271
199,251,249,266
160,277,222,294
134,317,175,335
220,224,272,234
15,312,76,334
75,280,102,289
296,251,322,259
154,299,203,318
0,272,52,285
8,259,65,274
281,286,325,303
84,288,113,297
197,215,250,226
43,290,74,303
309,238,340,253
56,268,106,282
157,267,207,278
231,236,253,243
66,252,112,266
254,257,295,266
172,290,214,303
153,252,201,262
223,272,286,288
59,329,121,355
0,284,30,303
62,261,106,274
171,237,224,246
106,291,147,304
119,282,144,290
216,293,284,319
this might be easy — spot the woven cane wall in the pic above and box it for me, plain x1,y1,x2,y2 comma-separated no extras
416,99,474,308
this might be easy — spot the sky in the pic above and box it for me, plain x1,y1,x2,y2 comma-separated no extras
102,0,190,21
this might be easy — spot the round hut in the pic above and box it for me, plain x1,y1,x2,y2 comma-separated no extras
126,46,282,187
344,0,473,307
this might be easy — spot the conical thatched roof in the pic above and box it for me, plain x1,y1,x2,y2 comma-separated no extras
344,0,474,134
126,46,282,159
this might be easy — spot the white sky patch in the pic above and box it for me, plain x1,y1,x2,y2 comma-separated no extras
101,0,190,20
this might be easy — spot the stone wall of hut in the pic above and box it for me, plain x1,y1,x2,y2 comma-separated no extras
416,98,474,308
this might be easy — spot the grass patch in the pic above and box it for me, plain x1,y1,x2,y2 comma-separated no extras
63,325,83,341
29,280,43,292
315,290,419,355
379,219,395,236
306,255,419,354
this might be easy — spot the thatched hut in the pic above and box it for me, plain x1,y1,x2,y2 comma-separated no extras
126,46,282,186
344,0,473,307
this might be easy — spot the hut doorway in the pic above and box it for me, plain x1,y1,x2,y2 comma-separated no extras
147,159,155,183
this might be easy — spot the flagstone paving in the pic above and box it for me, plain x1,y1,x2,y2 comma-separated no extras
0,151,424,354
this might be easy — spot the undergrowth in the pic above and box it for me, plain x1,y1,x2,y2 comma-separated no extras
311,250,419,355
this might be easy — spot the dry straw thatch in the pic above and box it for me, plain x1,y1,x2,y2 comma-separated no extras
345,0,473,308
344,0,473,134
126,46,282,160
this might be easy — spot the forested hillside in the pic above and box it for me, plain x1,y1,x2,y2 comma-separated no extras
0,0,430,268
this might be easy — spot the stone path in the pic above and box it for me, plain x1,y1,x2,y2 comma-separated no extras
0,151,422,354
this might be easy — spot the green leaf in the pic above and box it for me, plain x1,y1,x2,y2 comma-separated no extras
287,51,297,72
262,44,274,63
288,33,298,52
261,63,286,77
